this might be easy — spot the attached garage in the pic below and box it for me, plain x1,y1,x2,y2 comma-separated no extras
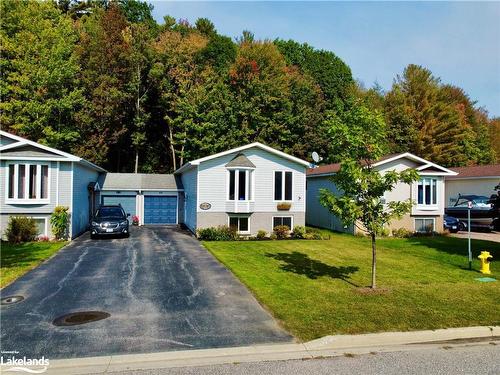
144,196,177,224
96,173,183,226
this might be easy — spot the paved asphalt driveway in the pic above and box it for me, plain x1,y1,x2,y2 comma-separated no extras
0,227,291,359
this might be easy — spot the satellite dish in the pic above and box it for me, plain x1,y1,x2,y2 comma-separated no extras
312,151,322,163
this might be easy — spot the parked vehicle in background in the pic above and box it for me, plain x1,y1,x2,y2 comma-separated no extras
445,195,498,231
443,215,461,233
91,205,130,239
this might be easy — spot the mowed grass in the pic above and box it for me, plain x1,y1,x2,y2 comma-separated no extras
0,241,67,288
203,231,500,341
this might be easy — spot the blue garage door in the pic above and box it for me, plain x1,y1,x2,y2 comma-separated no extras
101,195,136,220
144,196,177,224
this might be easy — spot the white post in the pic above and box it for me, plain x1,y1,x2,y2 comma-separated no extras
468,201,472,270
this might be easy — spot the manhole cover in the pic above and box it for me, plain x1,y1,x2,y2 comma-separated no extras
1,295,24,305
53,311,110,326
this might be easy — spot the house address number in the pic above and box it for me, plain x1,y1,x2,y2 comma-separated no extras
199,202,211,210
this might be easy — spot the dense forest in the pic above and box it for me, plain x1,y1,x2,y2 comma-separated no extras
1,0,498,172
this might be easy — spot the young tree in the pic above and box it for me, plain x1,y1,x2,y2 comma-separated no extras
319,101,419,289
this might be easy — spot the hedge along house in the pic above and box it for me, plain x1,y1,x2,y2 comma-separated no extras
95,173,184,225
306,153,457,234
174,142,310,236
0,130,105,239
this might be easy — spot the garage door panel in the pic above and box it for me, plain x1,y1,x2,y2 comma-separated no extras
101,195,136,218
144,196,177,224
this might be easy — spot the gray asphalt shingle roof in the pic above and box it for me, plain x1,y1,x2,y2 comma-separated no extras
98,173,183,191
225,153,256,168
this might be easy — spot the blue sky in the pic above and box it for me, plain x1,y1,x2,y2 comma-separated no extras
151,1,500,117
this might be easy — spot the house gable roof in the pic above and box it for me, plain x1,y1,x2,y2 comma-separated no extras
97,173,183,191
0,130,106,172
307,152,457,177
174,142,311,175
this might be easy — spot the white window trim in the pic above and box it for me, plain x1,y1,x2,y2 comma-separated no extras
417,178,438,209
273,170,294,202
226,169,255,202
272,215,294,230
228,215,251,234
5,162,50,204
30,216,48,237
414,217,436,233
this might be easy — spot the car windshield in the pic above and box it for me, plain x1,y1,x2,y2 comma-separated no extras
96,207,125,218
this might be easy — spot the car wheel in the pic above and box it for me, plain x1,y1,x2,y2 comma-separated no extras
458,222,467,231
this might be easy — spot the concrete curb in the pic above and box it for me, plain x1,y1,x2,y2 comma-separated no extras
4,326,498,375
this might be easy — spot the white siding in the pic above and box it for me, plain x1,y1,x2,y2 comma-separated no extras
180,166,198,232
197,148,306,213
306,176,353,233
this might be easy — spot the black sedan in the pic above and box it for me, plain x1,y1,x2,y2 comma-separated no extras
90,205,130,238
443,215,461,233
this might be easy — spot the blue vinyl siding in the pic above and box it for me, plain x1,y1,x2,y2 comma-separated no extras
144,196,177,224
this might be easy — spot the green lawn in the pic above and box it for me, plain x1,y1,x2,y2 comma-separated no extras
0,241,67,288
203,231,500,341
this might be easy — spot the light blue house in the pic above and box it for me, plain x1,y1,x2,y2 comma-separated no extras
1,131,310,239
0,130,105,239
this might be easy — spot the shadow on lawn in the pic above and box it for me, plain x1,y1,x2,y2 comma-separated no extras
403,236,500,258
265,251,359,286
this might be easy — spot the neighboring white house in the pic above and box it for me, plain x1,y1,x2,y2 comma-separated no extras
0,130,105,239
174,143,310,236
306,153,457,234
445,164,500,207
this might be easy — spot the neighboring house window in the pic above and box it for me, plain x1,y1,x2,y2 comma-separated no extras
274,171,293,201
273,216,293,229
229,216,249,233
415,218,435,233
228,170,253,201
6,163,49,201
417,178,437,206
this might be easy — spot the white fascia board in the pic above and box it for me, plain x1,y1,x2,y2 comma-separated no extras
0,130,106,172
175,142,311,174
373,152,457,176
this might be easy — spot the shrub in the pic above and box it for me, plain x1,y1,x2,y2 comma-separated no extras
197,225,238,241
5,216,38,243
273,225,290,239
292,225,306,239
270,233,278,240
305,232,323,240
392,228,413,238
38,235,50,242
379,227,391,237
50,206,70,240
256,230,267,240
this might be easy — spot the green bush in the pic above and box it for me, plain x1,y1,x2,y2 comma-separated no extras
50,206,70,240
270,233,278,240
292,225,307,239
273,225,290,240
256,230,267,240
379,227,391,237
392,228,413,238
197,225,238,241
305,232,323,240
5,216,38,243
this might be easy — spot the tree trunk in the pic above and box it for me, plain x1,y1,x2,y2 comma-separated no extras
371,233,377,289
134,149,139,173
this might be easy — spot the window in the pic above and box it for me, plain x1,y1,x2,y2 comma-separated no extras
227,169,253,201
415,218,435,233
229,216,249,233
33,218,47,236
417,178,437,206
273,216,292,229
274,171,293,201
6,163,49,202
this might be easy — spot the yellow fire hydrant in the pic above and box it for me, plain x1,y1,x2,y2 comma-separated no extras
478,251,493,274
